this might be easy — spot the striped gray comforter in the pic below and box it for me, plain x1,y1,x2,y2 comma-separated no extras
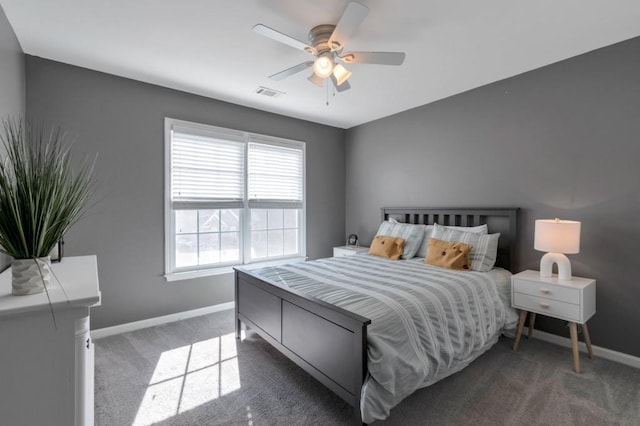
251,254,517,423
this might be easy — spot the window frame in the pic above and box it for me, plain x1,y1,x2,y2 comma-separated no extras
164,118,306,281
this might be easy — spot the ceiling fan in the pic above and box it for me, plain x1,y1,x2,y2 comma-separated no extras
253,1,406,92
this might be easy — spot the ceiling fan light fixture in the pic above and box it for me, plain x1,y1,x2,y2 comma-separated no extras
313,54,334,78
333,64,352,86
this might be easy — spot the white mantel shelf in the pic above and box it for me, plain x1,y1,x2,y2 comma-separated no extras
0,255,101,317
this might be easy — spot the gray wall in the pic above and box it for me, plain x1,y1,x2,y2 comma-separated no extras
346,36,640,357
26,56,346,329
0,5,25,271
0,5,23,119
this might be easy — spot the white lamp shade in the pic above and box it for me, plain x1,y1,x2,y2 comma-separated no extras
332,64,352,86
534,219,581,254
313,55,334,78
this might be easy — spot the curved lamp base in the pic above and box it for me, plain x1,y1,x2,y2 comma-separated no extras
540,252,572,280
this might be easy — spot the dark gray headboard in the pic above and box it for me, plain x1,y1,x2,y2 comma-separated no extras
382,207,519,272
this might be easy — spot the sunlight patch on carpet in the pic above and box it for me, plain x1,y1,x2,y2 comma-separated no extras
132,332,241,426
247,405,254,426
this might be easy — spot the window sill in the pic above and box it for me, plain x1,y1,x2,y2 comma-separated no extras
164,256,307,282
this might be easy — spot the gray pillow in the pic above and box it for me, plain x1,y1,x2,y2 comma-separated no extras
376,221,426,259
430,223,500,272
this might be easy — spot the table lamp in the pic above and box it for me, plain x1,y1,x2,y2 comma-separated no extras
534,218,581,280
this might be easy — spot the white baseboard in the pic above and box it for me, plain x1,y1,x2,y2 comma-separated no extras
533,329,640,370
91,302,235,340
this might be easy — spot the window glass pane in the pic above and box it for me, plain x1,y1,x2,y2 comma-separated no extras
199,233,220,265
249,208,301,260
221,209,240,232
267,209,283,230
176,210,197,234
221,232,240,262
199,210,219,233
267,230,284,257
251,230,268,260
283,209,298,229
283,229,298,255
251,209,267,231
175,234,198,268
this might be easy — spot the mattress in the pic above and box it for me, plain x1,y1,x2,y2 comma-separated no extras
251,254,518,423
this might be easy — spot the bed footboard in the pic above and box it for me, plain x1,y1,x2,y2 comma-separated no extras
235,268,370,425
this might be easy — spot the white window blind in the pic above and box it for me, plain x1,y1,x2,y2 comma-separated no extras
248,140,304,209
171,129,245,210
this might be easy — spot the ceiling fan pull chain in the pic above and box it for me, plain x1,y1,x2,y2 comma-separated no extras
326,79,330,106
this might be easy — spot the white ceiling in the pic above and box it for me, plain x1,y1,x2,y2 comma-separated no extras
3,0,640,129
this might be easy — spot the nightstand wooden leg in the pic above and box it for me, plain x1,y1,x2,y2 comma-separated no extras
513,310,528,351
569,322,580,373
582,322,594,359
527,312,536,339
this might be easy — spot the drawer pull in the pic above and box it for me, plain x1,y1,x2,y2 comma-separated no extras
539,303,550,309
540,288,551,294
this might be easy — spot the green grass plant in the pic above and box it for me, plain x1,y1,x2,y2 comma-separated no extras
0,118,95,260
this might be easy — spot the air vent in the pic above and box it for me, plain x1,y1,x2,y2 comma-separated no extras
255,86,285,98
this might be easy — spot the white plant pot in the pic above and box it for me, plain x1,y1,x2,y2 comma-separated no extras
11,257,52,296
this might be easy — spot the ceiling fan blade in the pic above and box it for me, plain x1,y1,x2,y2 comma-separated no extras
330,75,351,93
253,24,316,55
329,2,369,51
269,61,314,81
307,73,324,87
341,51,406,65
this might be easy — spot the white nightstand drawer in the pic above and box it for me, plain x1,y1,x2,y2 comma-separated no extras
513,279,579,304
513,293,580,322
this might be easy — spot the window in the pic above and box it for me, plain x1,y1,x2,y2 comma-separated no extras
164,119,305,279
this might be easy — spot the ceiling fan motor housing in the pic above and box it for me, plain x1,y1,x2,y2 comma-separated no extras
308,25,338,54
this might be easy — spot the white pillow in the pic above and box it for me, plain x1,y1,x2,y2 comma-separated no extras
376,221,426,259
439,223,488,234
416,223,487,258
416,225,434,258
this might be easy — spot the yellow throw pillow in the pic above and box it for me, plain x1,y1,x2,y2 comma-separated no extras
369,235,406,260
425,237,473,271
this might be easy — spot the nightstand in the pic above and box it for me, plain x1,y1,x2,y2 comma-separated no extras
333,245,369,257
511,270,596,373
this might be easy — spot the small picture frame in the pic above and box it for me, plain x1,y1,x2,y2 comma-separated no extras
347,234,359,247
50,239,64,263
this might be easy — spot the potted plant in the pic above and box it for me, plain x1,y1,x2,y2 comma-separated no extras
0,118,95,296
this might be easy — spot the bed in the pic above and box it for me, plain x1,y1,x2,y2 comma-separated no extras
234,207,519,424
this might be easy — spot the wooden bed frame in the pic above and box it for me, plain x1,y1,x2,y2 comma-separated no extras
235,207,518,425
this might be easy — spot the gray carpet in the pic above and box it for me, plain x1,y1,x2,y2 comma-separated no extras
95,309,640,426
